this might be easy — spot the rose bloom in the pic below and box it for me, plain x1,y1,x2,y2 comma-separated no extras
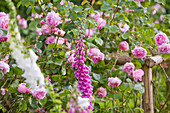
119,41,129,51
31,87,46,100
46,11,62,27
0,33,10,42
35,28,42,35
40,20,45,25
123,62,135,76
17,14,21,20
133,69,144,81
154,32,169,45
56,37,65,45
92,52,104,64
17,83,30,94
60,1,65,5
108,77,121,88
158,43,170,54
0,12,10,29
118,23,129,33
18,18,27,29
0,61,10,74
97,18,106,29
132,46,147,58
45,36,56,44
97,87,107,98
85,29,94,37
55,29,65,36
41,24,51,35
87,48,101,57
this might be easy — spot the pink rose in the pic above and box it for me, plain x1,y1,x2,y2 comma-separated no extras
52,27,59,33
132,46,147,58
119,41,129,51
87,48,100,57
0,12,10,30
108,77,121,88
155,32,169,45
97,18,106,29
17,83,30,94
56,37,65,45
45,36,55,44
41,24,51,35
0,33,10,42
133,69,144,81
1,88,5,95
18,18,27,28
60,1,65,5
40,20,45,25
17,14,21,20
123,62,135,76
0,61,9,74
31,13,43,19
35,28,42,35
94,12,103,21
85,29,94,37
53,7,57,11
158,43,170,54
118,23,129,33
31,87,46,100
55,29,65,36
97,87,107,98
46,11,62,27
65,18,71,23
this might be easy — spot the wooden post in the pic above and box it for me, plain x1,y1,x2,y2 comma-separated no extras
142,55,163,113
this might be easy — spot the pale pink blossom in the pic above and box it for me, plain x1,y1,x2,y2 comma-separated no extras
132,46,147,58
60,1,65,5
158,43,170,54
154,32,169,45
35,28,42,35
135,0,145,3
40,20,45,25
0,12,10,30
94,12,103,21
97,87,107,98
125,8,134,13
31,87,46,100
89,13,95,18
104,13,110,18
108,77,121,88
65,18,71,23
160,15,165,22
31,13,43,19
97,18,106,29
133,69,144,81
53,7,57,11
45,36,55,44
85,29,94,37
52,27,59,33
17,83,30,94
56,37,65,45
18,18,27,28
46,11,62,27
152,4,166,15
1,88,5,95
154,20,159,24
17,14,21,20
41,24,51,35
123,62,135,76
55,29,65,36
0,61,9,74
118,23,129,33
119,41,129,51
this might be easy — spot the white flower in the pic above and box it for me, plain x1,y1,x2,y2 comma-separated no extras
77,96,90,109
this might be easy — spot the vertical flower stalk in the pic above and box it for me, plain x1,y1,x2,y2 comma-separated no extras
72,34,93,98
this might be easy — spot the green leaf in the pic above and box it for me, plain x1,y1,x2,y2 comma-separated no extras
37,42,43,48
109,25,119,33
0,70,3,79
22,0,29,6
134,107,144,113
113,93,121,99
95,38,103,46
54,99,62,104
47,60,53,64
19,102,27,111
154,0,166,5
122,33,129,40
52,75,61,81
134,84,145,94
93,73,100,81
81,0,88,5
39,97,47,106
70,12,77,21
141,0,149,7
73,6,83,13
8,79,19,93
55,60,63,66
0,28,8,36
34,6,41,14
101,2,111,11
61,66,66,75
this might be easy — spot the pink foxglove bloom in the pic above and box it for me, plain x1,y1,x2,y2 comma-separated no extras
118,23,129,33
55,29,65,36
133,69,144,81
154,32,169,45
132,46,147,58
41,24,51,35
123,62,135,76
72,37,93,98
46,11,62,27
108,77,121,88
97,87,107,98
18,18,27,29
97,18,106,29
60,1,65,5
158,43,170,54
0,61,9,74
85,29,94,37
40,20,45,25
45,36,55,44
119,41,129,51
17,83,30,94
65,18,71,23
31,87,46,100
1,88,5,95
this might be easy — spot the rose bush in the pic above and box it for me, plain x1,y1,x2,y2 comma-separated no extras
0,0,169,112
